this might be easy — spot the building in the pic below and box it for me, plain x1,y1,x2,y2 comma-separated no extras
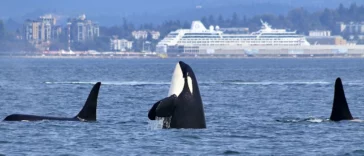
68,14,100,42
110,39,133,51
24,20,40,42
309,30,331,37
336,22,347,33
306,36,347,45
24,14,57,43
132,31,148,39
132,30,161,40
336,22,364,34
52,26,62,39
346,22,364,34
38,14,56,42
150,31,160,39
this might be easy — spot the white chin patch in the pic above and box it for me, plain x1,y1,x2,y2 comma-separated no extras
168,63,184,96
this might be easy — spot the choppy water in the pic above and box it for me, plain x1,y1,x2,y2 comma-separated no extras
1,58,364,155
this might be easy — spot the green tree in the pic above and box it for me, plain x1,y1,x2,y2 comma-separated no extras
286,7,311,34
0,20,5,40
319,9,337,31
146,32,153,41
201,16,208,25
231,12,239,27
208,15,215,26
217,14,224,26
242,15,247,26
182,21,190,29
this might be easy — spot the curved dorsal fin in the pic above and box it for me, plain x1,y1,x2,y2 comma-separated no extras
75,82,101,121
330,78,353,121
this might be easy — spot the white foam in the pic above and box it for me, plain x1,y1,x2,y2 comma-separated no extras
147,117,164,130
307,118,324,123
225,81,331,85
45,81,169,86
44,80,364,87
347,82,364,86
351,119,364,122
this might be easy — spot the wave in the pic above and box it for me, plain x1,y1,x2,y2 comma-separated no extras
45,81,169,86
222,80,331,86
275,117,328,123
44,80,364,86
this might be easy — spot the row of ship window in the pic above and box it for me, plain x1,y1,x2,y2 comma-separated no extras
178,40,302,43
178,42,302,45
170,32,299,35
179,44,302,46
180,38,301,41
182,36,302,38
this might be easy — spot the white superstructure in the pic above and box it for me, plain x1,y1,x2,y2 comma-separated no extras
157,20,310,53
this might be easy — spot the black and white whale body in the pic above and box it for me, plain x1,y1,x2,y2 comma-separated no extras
148,61,206,128
330,78,354,121
4,82,101,122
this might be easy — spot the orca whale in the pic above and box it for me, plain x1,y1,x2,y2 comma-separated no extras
148,61,206,128
329,78,354,121
3,82,101,122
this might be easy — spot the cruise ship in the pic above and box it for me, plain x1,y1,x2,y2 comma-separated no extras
156,20,310,53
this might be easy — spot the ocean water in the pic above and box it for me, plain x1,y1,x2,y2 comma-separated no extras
1,58,364,155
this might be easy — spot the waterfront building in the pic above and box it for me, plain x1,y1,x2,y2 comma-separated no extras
309,30,331,37
150,31,160,40
68,14,100,42
336,22,364,34
306,36,347,45
24,14,57,43
24,20,40,42
132,31,148,39
110,39,133,51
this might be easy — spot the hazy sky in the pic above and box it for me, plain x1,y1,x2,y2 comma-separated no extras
0,0,363,24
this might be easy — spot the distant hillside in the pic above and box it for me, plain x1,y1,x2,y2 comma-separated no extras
0,0,363,25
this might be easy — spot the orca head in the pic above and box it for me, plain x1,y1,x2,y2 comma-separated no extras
330,77,354,121
168,61,198,97
148,61,206,128
148,61,200,121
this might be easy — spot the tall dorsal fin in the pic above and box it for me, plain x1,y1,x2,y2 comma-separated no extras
75,82,101,121
330,78,353,121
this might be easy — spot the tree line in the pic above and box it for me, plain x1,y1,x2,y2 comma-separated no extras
0,20,35,53
1,3,364,52
57,3,364,52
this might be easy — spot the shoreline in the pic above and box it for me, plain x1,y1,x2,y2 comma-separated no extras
0,55,364,59
1,54,364,59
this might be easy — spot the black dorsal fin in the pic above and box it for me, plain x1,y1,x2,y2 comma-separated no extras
330,78,353,121
75,82,101,121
